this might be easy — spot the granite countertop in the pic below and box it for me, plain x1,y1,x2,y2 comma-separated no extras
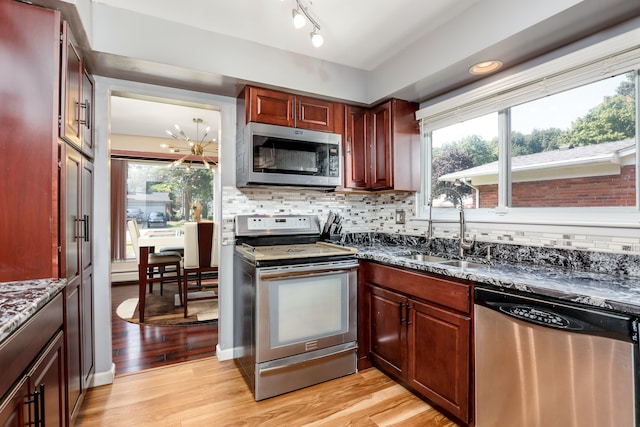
0,279,66,345
355,244,640,316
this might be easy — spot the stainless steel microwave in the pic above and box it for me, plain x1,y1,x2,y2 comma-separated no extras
236,122,342,189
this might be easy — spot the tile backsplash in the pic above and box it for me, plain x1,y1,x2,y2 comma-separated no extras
221,186,640,255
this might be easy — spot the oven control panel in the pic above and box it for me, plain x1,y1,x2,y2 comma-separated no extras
236,214,321,236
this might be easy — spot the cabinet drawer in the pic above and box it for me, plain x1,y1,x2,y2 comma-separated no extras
362,262,470,314
0,292,63,400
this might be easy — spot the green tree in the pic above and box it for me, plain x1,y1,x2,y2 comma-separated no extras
432,148,475,202
559,73,636,147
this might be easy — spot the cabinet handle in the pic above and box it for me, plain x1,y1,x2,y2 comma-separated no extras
26,384,45,427
292,98,296,125
74,216,83,240
406,303,412,325
38,384,45,427
83,214,90,242
80,99,91,129
76,216,89,241
399,302,405,324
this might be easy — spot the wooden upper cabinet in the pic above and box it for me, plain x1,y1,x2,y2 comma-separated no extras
295,95,337,132
80,70,95,158
243,86,339,133
343,99,419,192
247,87,295,127
370,102,393,190
60,22,81,148
344,105,369,189
60,22,94,158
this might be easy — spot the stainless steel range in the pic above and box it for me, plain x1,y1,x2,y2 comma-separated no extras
233,214,358,401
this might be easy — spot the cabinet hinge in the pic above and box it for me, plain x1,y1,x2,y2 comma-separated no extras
58,160,62,169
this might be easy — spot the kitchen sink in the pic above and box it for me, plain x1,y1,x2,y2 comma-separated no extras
438,260,485,269
403,254,448,262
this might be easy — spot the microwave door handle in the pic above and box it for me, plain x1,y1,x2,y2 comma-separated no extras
259,267,357,281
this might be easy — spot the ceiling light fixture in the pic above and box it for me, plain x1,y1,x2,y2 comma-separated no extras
291,0,323,48
469,60,503,75
162,117,218,170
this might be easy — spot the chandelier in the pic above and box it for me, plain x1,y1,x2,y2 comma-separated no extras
162,117,217,170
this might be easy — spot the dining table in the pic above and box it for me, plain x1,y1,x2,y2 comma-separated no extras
137,229,184,323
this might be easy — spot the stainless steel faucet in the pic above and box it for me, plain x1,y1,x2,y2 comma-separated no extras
450,189,474,257
426,197,434,240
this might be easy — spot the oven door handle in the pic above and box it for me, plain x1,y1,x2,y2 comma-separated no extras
259,267,358,281
259,346,357,375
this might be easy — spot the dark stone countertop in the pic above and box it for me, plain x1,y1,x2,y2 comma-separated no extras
0,279,66,345
354,244,640,316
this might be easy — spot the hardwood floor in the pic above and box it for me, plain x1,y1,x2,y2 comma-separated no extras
111,283,218,374
77,357,459,426
93,283,459,426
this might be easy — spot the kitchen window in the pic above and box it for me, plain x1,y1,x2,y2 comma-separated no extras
418,42,640,227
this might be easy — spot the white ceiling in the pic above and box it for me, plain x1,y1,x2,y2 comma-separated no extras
94,0,480,72
89,0,640,142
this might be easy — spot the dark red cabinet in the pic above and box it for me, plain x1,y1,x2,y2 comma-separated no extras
241,86,341,133
343,99,419,191
360,262,472,424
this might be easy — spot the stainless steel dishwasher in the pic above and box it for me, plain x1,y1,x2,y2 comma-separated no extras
474,286,639,427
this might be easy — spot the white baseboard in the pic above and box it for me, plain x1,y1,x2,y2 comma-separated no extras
216,344,235,361
91,363,116,387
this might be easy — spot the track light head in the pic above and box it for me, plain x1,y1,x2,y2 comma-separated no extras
292,8,306,29
310,28,323,47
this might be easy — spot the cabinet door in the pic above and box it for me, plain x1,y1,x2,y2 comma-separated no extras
81,267,94,387
344,106,369,189
60,22,82,148
369,101,393,189
368,285,407,380
65,281,82,422
407,299,470,423
80,70,94,158
28,332,65,427
295,95,335,132
60,144,82,281
81,160,94,387
0,0,60,281
0,377,28,427
247,87,294,127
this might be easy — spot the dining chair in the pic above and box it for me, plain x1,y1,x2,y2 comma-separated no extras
127,220,183,304
182,221,218,317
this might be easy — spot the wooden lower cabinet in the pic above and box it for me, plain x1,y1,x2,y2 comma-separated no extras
360,261,472,425
408,299,470,422
0,294,65,427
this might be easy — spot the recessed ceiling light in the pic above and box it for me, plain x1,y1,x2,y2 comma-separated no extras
469,60,503,75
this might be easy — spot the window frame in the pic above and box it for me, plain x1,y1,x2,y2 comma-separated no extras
417,39,640,230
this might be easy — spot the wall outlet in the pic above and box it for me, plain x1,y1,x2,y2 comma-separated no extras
395,209,406,224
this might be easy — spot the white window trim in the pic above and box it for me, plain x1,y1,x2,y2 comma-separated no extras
416,19,640,230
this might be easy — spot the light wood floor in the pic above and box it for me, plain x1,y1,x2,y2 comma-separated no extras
76,356,459,427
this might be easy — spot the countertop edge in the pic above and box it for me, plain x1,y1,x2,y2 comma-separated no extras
0,278,67,345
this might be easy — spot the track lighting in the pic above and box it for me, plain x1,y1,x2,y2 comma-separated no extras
291,0,323,48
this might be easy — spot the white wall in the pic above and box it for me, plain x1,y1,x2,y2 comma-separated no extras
92,76,237,384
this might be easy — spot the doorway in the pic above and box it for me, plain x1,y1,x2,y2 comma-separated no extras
109,94,221,374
